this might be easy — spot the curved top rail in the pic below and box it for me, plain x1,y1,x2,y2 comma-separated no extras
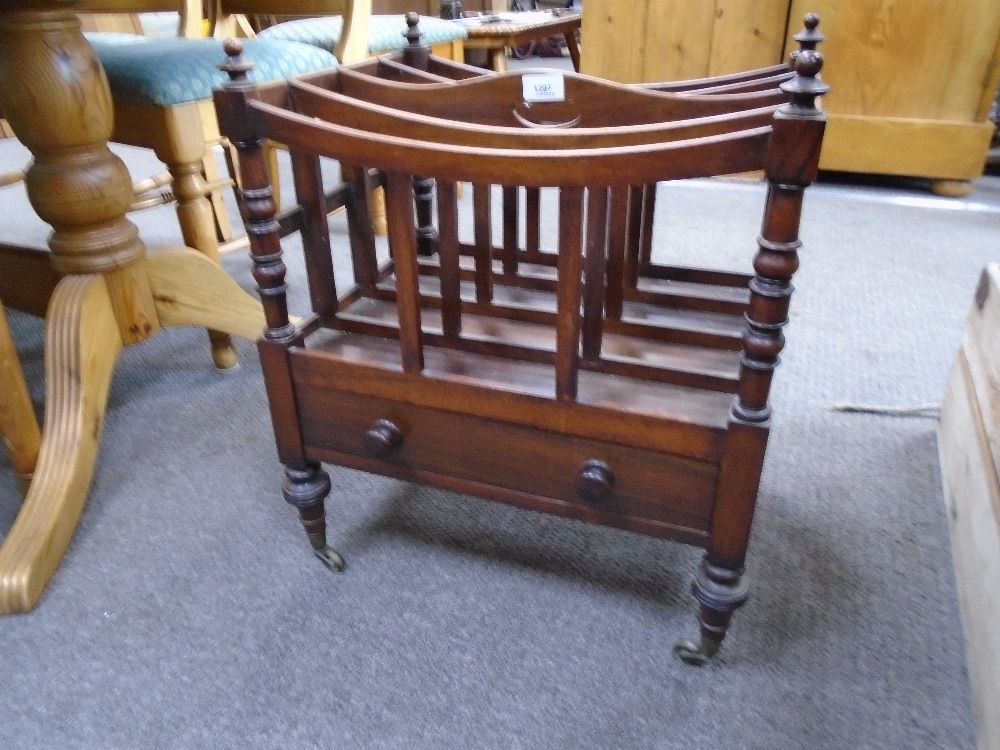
248,97,772,188
332,66,790,127
288,78,780,149
638,63,791,93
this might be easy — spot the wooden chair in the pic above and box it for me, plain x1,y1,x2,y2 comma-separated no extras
215,20,828,664
220,0,467,63
62,1,340,369
87,2,464,247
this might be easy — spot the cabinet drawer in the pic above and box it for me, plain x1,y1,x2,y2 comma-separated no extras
295,383,718,534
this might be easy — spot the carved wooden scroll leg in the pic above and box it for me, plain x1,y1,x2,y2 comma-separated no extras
0,299,41,494
145,245,265,342
0,275,122,614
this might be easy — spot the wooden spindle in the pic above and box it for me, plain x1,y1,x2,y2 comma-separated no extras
604,187,630,321
638,182,656,266
525,187,541,262
436,180,462,339
623,185,644,291
581,187,610,360
402,10,438,257
342,166,381,295
289,150,337,321
733,34,828,423
472,182,493,303
412,176,438,256
555,187,585,402
385,171,425,374
502,186,519,276
217,39,293,341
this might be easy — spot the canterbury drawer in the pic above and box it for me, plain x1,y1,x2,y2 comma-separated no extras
294,383,718,533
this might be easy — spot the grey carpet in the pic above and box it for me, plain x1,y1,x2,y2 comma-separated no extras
0,130,995,749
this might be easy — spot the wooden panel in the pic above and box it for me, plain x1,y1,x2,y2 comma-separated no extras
296,384,719,532
709,0,790,76
819,114,995,180
939,364,1000,750
579,0,649,82
786,0,1000,123
963,266,1000,491
641,0,715,82
581,0,788,83
938,268,1000,750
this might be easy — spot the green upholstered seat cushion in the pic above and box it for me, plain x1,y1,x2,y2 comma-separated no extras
86,35,337,107
257,14,467,55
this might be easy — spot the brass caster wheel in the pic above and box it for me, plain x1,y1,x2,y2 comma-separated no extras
314,546,346,572
673,637,719,667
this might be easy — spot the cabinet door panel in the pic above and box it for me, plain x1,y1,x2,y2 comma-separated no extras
786,0,1000,122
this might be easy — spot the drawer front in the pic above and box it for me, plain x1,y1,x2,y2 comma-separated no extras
295,383,718,533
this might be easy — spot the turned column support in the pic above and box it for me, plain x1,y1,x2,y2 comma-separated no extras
0,7,158,347
677,17,829,665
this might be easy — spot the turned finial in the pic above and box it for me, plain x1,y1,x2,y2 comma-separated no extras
781,15,829,115
780,48,829,113
219,38,255,88
404,12,425,47
402,12,431,70
794,13,824,50
789,12,824,65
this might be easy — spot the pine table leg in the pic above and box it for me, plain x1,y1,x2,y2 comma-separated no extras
0,299,40,494
0,275,122,614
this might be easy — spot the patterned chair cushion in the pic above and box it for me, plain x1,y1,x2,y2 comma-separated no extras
87,36,337,107
258,14,467,55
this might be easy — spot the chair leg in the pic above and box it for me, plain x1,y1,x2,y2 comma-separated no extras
201,147,235,243
152,110,239,370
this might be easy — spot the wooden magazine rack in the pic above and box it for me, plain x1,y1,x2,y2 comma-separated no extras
214,15,827,664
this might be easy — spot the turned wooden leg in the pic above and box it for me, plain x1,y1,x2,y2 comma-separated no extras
149,102,239,370
0,275,123,613
201,147,236,243
0,7,159,613
413,176,438,256
282,463,344,572
673,558,750,666
489,46,507,73
0,299,40,494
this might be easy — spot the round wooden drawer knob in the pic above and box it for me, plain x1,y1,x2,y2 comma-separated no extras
575,459,615,504
363,419,403,458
